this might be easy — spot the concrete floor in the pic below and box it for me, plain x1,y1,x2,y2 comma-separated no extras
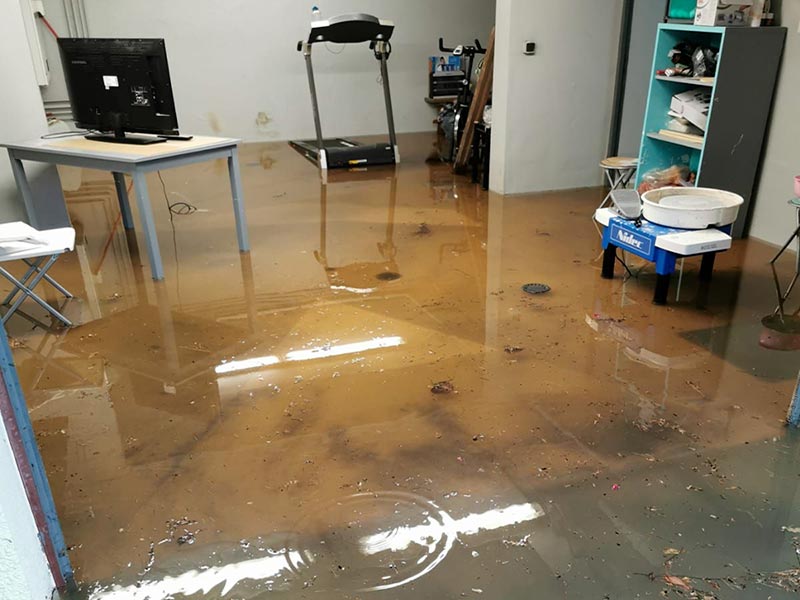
6,133,800,598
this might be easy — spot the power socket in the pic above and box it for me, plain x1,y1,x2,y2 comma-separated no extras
524,41,536,55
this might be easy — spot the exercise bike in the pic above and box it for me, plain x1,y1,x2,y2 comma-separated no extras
435,38,486,162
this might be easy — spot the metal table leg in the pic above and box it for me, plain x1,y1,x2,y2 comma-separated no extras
113,172,134,230
131,170,165,281
227,147,250,252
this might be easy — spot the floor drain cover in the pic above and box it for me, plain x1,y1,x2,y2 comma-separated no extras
376,272,402,281
522,283,551,295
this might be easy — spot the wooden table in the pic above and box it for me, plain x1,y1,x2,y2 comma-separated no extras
2,135,250,280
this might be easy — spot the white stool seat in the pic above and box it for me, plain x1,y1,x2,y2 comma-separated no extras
600,156,638,170
0,226,75,262
0,222,75,328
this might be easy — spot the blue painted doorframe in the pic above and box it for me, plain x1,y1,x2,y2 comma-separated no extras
789,371,800,428
0,324,73,588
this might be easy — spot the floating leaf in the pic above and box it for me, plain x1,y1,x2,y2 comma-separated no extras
663,575,692,591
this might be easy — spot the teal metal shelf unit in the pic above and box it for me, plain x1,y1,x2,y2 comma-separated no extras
637,23,786,238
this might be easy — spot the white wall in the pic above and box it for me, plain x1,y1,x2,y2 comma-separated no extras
617,0,664,158
73,0,496,141
0,421,55,600
749,3,800,245
0,1,53,223
490,0,622,195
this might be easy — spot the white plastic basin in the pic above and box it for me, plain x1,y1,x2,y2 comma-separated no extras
641,187,744,229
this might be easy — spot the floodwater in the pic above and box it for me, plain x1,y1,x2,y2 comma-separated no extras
5,133,800,598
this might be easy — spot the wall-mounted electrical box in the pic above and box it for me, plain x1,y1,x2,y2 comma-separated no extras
523,41,536,55
19,0,50,86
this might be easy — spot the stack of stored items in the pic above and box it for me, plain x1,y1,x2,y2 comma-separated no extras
694,0,766,27
660,88,709,146
656,41,716,147
428,55,464,98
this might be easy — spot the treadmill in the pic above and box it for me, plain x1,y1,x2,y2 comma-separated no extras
291,13,399,170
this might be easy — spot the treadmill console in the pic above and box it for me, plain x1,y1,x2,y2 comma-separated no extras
307,13,395,44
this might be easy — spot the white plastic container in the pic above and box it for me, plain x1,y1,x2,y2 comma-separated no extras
641,187,744,230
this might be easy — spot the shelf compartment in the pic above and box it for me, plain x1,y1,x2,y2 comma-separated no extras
646,131,704,151
655,75,715,87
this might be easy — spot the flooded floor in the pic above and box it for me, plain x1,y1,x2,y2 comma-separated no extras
5,133,800,598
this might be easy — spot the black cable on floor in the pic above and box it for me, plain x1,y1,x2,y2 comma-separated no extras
157,171,186,308
615,248,635,279
157,171,197,217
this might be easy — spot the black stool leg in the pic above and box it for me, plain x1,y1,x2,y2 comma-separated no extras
482,132,491,190
699,252,716,283
654,273,671,305
602,244,616,279
471,125,481,184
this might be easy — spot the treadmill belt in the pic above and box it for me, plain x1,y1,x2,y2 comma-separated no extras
292,138,362,151
289,138,396,169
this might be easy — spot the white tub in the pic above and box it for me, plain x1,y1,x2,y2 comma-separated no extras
641,187,744,230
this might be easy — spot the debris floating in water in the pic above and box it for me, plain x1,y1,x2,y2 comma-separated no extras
177,530,198,545
431,380,455,394
138,542,156,576
522,283,551,295
414,223,431,236
160,517,199,546
504,345,524,354
502,534,532,548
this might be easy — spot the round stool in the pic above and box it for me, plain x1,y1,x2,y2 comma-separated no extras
599,157,639,210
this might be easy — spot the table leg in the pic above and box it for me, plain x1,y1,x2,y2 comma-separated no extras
227,147,250,252
131,171,165,281
8,152,39,227
153,281,179,376
654,273,671,305
601,244,616,279
699,252,716,283
113,172,134,230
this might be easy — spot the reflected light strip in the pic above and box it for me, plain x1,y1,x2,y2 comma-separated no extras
215,355,280,374
89,551,305,600
360,502,544,556
89,502,541,599
330,285,377,294
285,336,403,362
214,336,404,375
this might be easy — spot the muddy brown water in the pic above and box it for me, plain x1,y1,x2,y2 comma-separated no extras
5,134,800,598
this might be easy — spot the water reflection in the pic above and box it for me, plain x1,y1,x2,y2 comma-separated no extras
315,170,400,293
87,494,543,599
215,336,405,375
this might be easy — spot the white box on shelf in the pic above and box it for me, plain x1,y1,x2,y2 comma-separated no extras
695,0,762,27
670,88,711,131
